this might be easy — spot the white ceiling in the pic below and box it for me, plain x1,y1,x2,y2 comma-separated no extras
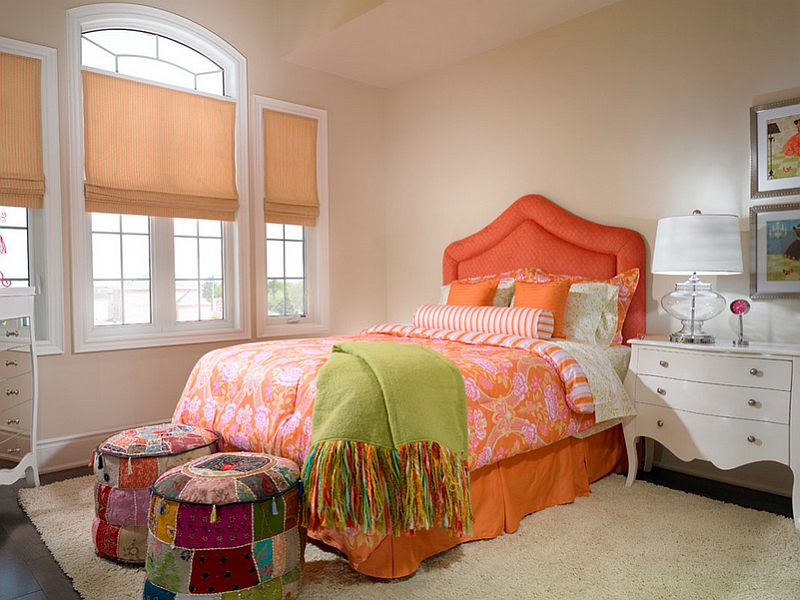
282,0,623,88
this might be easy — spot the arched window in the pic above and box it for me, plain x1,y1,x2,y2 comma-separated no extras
67,4,250,352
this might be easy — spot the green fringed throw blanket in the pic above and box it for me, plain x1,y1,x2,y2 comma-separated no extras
302,341,473,538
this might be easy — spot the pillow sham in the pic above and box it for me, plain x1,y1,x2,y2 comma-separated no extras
562,282,619,347
528,267,639,345
413,303,555,339
439,270,521,307
511,279,572,338
445,278,499,306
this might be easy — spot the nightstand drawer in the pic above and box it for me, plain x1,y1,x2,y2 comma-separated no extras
635,403,789,470
637,348,792,390
635,374,790,424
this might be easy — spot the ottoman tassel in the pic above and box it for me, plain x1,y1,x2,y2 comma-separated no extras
210,504,217,523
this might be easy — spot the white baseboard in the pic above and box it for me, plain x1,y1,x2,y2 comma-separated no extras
34,420,165,474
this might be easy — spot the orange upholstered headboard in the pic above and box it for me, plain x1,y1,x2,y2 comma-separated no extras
442,195,646,343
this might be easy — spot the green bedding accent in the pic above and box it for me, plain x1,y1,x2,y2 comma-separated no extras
302,341,473,537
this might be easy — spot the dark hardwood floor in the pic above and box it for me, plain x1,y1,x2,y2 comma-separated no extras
0,464,794,599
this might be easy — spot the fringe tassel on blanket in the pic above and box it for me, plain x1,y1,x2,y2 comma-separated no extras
302,439,473,538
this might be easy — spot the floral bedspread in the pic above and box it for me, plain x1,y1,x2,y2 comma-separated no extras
172,326,608,474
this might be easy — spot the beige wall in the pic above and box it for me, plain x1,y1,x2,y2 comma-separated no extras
384,0,800,346
0,0,387,470
382,0,800,495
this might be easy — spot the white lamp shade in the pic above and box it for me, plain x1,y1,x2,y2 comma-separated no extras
652,213,743,275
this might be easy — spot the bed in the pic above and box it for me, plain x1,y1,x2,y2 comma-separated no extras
172,194,646,579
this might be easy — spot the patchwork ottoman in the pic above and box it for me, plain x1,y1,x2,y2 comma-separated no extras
92,423,222,564
143,452,304,600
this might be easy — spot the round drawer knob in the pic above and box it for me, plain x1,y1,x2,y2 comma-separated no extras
747,435,756,443
750,368,760,376
659,360,669,368
748,399,757,406
657,387,667,395
656,419,664,428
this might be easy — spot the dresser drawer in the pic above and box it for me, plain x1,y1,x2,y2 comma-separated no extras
0,429,31,459
635,403,789,470
637,348,792,390
0,398,32,432
0,347,32,382
635,374,790,424
0,318,31,344
0,374,32,408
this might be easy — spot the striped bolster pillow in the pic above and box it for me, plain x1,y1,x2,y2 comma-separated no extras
413,304,555,339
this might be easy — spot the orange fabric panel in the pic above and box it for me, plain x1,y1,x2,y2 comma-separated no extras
512,279,572,338
310,425,626,579
441,195,646,344
446,278,499,306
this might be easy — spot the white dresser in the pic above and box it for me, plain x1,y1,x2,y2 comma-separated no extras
622,339,800,529
0,288,39,487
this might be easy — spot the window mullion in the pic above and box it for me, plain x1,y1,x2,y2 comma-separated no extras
151,217,175,332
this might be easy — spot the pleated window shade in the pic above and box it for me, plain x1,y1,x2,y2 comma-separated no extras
82,70,238,221
263,109,319,226
0,51,44,209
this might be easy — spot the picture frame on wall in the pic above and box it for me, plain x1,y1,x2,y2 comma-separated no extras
750,97,800,199
750,202,800,298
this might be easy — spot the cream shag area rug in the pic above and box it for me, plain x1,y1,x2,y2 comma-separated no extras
18,474,800,599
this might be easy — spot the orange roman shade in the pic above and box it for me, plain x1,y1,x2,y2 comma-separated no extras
263,108,319,226
82,70,238,221
0,52,44,208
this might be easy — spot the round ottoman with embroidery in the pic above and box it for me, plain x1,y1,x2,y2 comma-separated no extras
91,423,222,564
143,452,304,600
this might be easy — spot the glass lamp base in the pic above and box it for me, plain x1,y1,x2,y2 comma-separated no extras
669,330,715,344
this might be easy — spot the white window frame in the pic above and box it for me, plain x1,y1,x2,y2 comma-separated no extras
252,95,329,339
0,36,64,356
66,4,251,352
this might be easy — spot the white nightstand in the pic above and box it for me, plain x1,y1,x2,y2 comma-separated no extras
622,338,800,529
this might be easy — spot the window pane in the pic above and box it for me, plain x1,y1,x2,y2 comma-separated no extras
121,214,149,234
121,234,150,279
123,280,151,324
0,228,29,281
266,223,283,239
174,218,197,236
267,240,284,277
285,225,303,241
285,279,305,316
81,38,116,72
197,219,221,237
83,29,157,58
117,56,194,89
175,237,198,279
285,240,304,278
94,281,121,325
199,238,222,279
0,207,29,228
196,72,223,96
176,281,199,322
158,36,219,74
267,279,285,316
92,233,121,279
92,213,120,233
200,279,222,320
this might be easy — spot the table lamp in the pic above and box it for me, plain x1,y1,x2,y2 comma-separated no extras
652,211,743,344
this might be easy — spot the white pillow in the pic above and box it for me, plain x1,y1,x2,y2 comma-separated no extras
562,282,619,346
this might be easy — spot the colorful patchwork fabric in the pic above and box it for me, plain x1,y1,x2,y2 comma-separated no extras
145,452,303,598
91,423,222,564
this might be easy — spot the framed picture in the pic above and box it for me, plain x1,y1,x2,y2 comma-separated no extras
750,202,800,298
750,97,800,198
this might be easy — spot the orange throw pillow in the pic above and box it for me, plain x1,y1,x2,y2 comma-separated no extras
446,278,500,306
513,279,572,338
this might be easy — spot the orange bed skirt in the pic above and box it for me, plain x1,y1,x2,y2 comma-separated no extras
312,423,628,579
